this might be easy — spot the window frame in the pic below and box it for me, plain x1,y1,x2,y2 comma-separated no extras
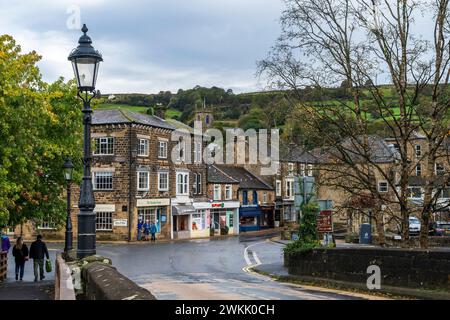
225,185,232,200
213,184,221,200
137,171,150,191
307,164,313,177
176,172,189,195
276,180,282,197
407,186,423,199
94,137,114,156
416,163,422,176
415,145,421,157
288,162,294,174
93,171,114,191
37,219,57,230
138,138,149,157
285,178,294,199
378,181,389,193
193,142,202,163
435,163,445,176
300,163,306,177
158,140,168,159
95,211,113,231
158,171,169,191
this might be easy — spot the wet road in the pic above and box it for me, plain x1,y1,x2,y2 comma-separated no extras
94,234,370,300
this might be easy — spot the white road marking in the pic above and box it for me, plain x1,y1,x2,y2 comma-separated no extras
243,242,264,267
252,251,261,266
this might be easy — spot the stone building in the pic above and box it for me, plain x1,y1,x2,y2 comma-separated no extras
214,165,275,232
164,118,209,239
206,165,240,236
15,109,209,241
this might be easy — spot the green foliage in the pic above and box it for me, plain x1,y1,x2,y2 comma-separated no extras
238,107,267,131
298,202,319,243
0,35,82,227
284,202,320,255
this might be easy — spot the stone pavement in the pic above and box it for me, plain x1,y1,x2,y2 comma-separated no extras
0,244,58,300
0,280,53,300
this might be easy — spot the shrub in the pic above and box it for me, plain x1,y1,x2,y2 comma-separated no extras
284,202,320,255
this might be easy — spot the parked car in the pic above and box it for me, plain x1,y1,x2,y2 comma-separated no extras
428,221,450,236
408,216,421,236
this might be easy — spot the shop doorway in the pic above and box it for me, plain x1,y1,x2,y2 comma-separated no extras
138,207,163,232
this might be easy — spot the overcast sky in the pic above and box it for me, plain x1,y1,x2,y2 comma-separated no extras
0,0,283,94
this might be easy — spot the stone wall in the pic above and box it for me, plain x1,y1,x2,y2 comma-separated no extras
54,254,76,300
81,261,156,300
285,247,450,291
384,236,450,248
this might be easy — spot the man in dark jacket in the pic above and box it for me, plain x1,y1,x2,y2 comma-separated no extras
29,235,49,282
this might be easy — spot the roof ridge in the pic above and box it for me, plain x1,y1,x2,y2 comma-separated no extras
211,164,239,183
244,168,273,189
119,109,135,122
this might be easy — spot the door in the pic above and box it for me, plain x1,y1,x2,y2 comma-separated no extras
173,215,177,232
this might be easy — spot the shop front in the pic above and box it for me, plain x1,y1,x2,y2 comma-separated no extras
136,198,171,239
239,206,261,232
193,201,240,237
172,204,195,239
260,205,275,229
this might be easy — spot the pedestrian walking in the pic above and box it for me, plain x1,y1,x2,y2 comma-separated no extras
1,231,11,253
137,218,143,241
29,235,49,282
150,222,157,242
12,237,28,281
143,220,150,241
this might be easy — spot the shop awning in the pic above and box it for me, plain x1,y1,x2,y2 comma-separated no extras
240,206,262,217
172,205,196,216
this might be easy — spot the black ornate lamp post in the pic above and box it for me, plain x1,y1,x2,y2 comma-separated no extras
68,24,103,259
63,158,74,252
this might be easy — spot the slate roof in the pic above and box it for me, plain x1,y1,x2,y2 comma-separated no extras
207,165,239,184
312,135,399,164
165,118,194,134
215,165,273,190
92,109,175,130
279,142,317,163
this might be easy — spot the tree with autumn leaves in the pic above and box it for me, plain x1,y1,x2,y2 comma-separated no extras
0,34,83,231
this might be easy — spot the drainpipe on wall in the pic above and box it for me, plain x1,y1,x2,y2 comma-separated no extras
128,123,133,242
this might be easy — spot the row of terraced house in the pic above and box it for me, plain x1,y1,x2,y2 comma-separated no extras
9,108,449,242
12,109,296,241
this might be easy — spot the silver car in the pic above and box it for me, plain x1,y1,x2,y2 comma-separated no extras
409,216,421,235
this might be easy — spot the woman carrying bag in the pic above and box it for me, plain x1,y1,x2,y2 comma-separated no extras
12,237,29,281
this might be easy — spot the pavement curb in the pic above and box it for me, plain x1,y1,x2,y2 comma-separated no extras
20,228,284,245
253,268,450,300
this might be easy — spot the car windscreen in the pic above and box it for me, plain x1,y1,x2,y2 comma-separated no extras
437,223,450,230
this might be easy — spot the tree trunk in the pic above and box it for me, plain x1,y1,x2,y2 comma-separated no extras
374,208,386,246
419,211,430,249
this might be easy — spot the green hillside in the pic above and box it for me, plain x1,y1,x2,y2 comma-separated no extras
96,103,182,119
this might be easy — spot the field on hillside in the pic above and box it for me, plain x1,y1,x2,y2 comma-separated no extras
96,103,182,119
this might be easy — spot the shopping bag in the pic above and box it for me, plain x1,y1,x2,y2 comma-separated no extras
45,259,52,273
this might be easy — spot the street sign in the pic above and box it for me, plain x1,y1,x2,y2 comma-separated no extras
113,219,128,227
317,210,333,233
